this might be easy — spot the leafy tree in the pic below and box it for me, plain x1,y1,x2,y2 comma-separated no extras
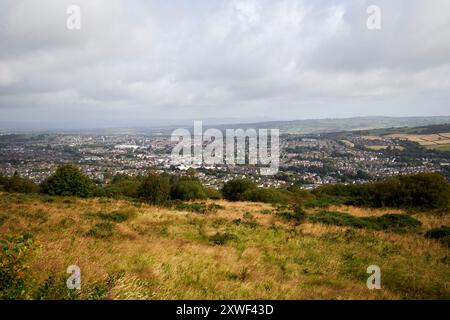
0,173,6,189
138,171,170,205
205,187,222,200
100,175,140,198
241,188,291,204
221,178,256,201
40,165,94,197
169,170,208,201
170,178,206,201
1,172,38,194
314,173,450,210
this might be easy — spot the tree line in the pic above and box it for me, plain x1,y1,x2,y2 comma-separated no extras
1,165,449,210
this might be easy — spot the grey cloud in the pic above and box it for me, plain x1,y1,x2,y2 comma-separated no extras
0,0,449,129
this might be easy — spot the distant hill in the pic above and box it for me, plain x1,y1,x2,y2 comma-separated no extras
214,116,450,135
324,123,450,137
147,116,450,135
2,116,450,135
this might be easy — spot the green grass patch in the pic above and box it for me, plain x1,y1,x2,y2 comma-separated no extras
308,211,422,232
425,144,450,152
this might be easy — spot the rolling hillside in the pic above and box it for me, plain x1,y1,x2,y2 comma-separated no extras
1,192,449,300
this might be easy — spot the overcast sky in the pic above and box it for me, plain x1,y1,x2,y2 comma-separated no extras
0,0,449,129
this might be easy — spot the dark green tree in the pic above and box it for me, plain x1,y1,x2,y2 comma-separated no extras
221,178,256,201
170,178,206,201
40,165,94,197
138,171,170,205
2,172,38,194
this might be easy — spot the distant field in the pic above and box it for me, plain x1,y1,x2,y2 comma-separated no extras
426,144,450,152
360,132,450,150
386,132,450,146
366,145,405,151
1,193,449,300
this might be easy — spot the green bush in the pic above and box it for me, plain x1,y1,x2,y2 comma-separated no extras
85,222,116,238
100,176,140,199
374,214,422,231
241,188,291,204
174,202,224,214
425,226,450,247
40,165,94,198
304,195,346,208
308,211,374,229
0,232,40,300
208,232,236,245
0,172,39,194
138,172,170,205
308,211,422,232
205,188,222,200
97,208,137,223
313,173,450,210
276,210,304,223
170,178,206,201
221,179,257,201
33,275,79,300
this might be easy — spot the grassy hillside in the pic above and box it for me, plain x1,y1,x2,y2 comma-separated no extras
0,192,449,300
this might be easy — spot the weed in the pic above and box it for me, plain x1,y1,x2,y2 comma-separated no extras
208,232,236,245
0,213,8,226
97,208,137,223
175,202,224,214
85,222,116,238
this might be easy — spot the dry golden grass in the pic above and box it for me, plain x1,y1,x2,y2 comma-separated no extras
0,193,449,300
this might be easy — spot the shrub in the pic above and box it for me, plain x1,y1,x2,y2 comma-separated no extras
425,226,450,247
304,195,346,208
85,222,116,238
208,232,236,245
97,208,137,223
241,188,291,204
374,214,422,232
233,212,259,229
138,172,170,205
308,211,422,232
276,210,304,223
221,179,256,201
205,188,222,200
170,179,206,201
174,202,224,214
100,177,140,199
33,275,79,300
0,232,40,300
40,165,94,198
313,173,450,210
0,172,39,194
308,211,374,229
